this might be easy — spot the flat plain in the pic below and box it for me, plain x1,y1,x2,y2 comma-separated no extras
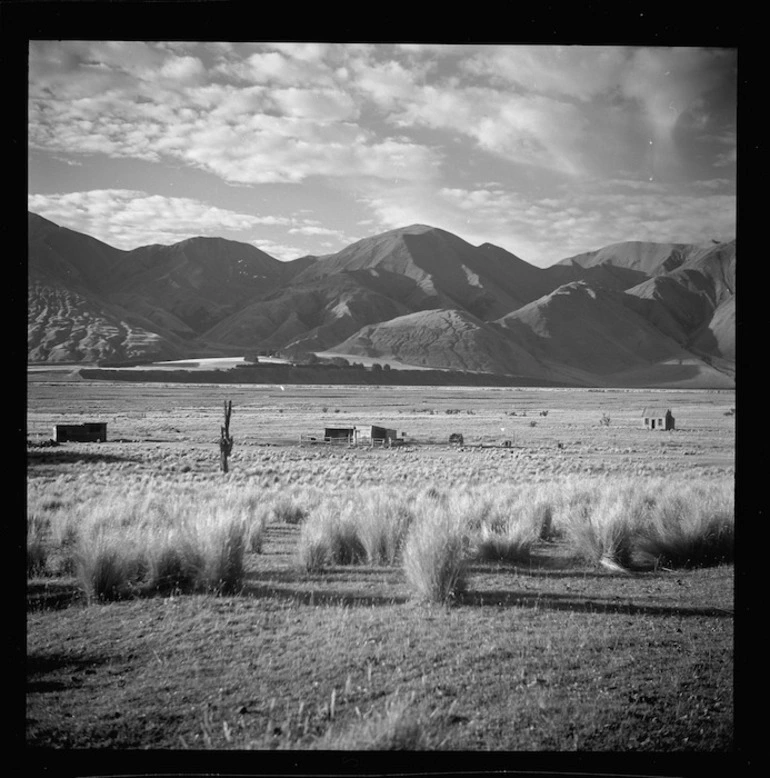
26,373,735,754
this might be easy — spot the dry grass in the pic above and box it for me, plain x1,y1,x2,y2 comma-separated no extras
26,380,736,752
402,494,471,603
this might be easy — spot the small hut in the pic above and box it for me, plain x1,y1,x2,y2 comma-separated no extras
358,424,399,447
324,426,357,444
642,408,675,431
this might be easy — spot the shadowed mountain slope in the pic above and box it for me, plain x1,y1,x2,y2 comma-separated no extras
295,224,551,320
27,213,735,387
29,212,127,292
329,308,551,377
496,281,698,380
554,240,698,275
623,240,736,361
202,270,414,353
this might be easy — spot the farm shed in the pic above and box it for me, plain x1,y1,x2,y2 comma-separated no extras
53,422,107,442
357,424,400,447
642,408,675,431
324,426,358,444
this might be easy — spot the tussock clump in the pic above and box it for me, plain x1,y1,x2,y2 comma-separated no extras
356,489,414,565
297,489,414,570
72,489,251,599
402,495,470,604
471,486,552,562
297,499,366,571
193,507,248,594
27,514,50,577
637,481,734,568
323,694,427,750
561,481,645,570
75,528,145,601
145,534,204,594
554,477,734,571
271,493,308,524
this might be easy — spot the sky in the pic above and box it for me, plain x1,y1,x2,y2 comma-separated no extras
27,41,737,268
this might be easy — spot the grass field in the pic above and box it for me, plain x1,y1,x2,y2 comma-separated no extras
26,375,735,757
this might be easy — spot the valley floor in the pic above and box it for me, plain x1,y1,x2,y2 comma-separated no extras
26,379,738,763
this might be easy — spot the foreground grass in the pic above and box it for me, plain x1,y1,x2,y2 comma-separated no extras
27,518,734,751
26,384,735,752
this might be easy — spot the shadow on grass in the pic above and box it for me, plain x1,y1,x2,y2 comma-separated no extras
242,580,408,608
27,581,84,611
27,652,108,693
456,588,733,618
247,566,402,583
27,448,141,466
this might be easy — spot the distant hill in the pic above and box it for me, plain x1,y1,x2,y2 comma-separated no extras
27,212,735,387
329,308,550,377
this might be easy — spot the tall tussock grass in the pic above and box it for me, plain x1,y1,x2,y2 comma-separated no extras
471,486,557,562
67,482,269,600
557,477,734,570
297,488,414,571
402,494,470,604
322,693,427,750
635,481,734,567
356,490,414,565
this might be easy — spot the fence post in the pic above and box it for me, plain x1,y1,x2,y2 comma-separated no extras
219,400,234,473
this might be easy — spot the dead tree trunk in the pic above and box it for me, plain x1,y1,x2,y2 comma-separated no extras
219,400,234,473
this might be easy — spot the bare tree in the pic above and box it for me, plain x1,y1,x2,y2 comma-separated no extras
219,400,234,473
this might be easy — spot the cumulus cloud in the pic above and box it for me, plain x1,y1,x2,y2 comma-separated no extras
358,177,735,266
27,190,291,250
462,45,630,100
270,87,359,121
251,239,307,262
289,225,347,238
28,42,440,186
28,42,737,265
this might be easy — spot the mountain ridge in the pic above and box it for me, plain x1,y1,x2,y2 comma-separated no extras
27,212,735,387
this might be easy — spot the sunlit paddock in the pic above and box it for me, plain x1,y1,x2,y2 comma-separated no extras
27,379,734,751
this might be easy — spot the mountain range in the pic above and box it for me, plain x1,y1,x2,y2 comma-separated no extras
27,212,736,388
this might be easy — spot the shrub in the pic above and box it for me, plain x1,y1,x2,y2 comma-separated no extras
402,496,469,603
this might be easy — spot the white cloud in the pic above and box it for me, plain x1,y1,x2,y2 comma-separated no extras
358,177,736,267
28,190,291,250
462,45,630,100
289,225,346,238
251,239,306,262
158,55,206,85
27,43,737,267
271,88,359,121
